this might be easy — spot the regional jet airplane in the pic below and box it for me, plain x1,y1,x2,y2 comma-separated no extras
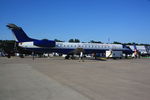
7,24,132,58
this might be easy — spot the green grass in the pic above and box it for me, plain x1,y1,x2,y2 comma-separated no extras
142,57,150,58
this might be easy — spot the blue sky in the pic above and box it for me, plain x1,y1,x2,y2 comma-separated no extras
0,0,150,43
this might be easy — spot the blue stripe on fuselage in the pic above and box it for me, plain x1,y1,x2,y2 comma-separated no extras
23,47,132,54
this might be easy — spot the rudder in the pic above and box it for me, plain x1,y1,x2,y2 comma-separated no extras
7,24,35,42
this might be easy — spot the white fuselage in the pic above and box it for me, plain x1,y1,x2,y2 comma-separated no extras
19,41,123,50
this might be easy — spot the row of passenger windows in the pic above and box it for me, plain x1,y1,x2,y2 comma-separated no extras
57,44,119,49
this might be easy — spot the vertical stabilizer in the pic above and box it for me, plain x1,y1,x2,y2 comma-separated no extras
7,24,35,42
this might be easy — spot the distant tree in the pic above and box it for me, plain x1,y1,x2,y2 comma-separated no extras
89,40,102,43
0,40,16,55
54,39,63,42
74,39,80,43
0,41,3,49
113,41,122,44
124,43,132,45
124,42,138,45
69,39,80,43
69,39,74,42
139,43,150,46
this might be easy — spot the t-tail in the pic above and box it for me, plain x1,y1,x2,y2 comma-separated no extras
7,24,56,48
7,24,35,42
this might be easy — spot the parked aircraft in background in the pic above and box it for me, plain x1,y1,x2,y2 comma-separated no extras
7,24,133,58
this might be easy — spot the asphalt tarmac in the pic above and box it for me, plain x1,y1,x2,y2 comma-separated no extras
0,57,150,100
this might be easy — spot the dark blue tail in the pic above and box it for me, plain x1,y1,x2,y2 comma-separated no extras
7,24,35,42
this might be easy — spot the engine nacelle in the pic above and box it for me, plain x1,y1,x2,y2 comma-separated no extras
34,40,56,47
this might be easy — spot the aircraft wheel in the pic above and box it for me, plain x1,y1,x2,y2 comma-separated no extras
65,55,70,59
